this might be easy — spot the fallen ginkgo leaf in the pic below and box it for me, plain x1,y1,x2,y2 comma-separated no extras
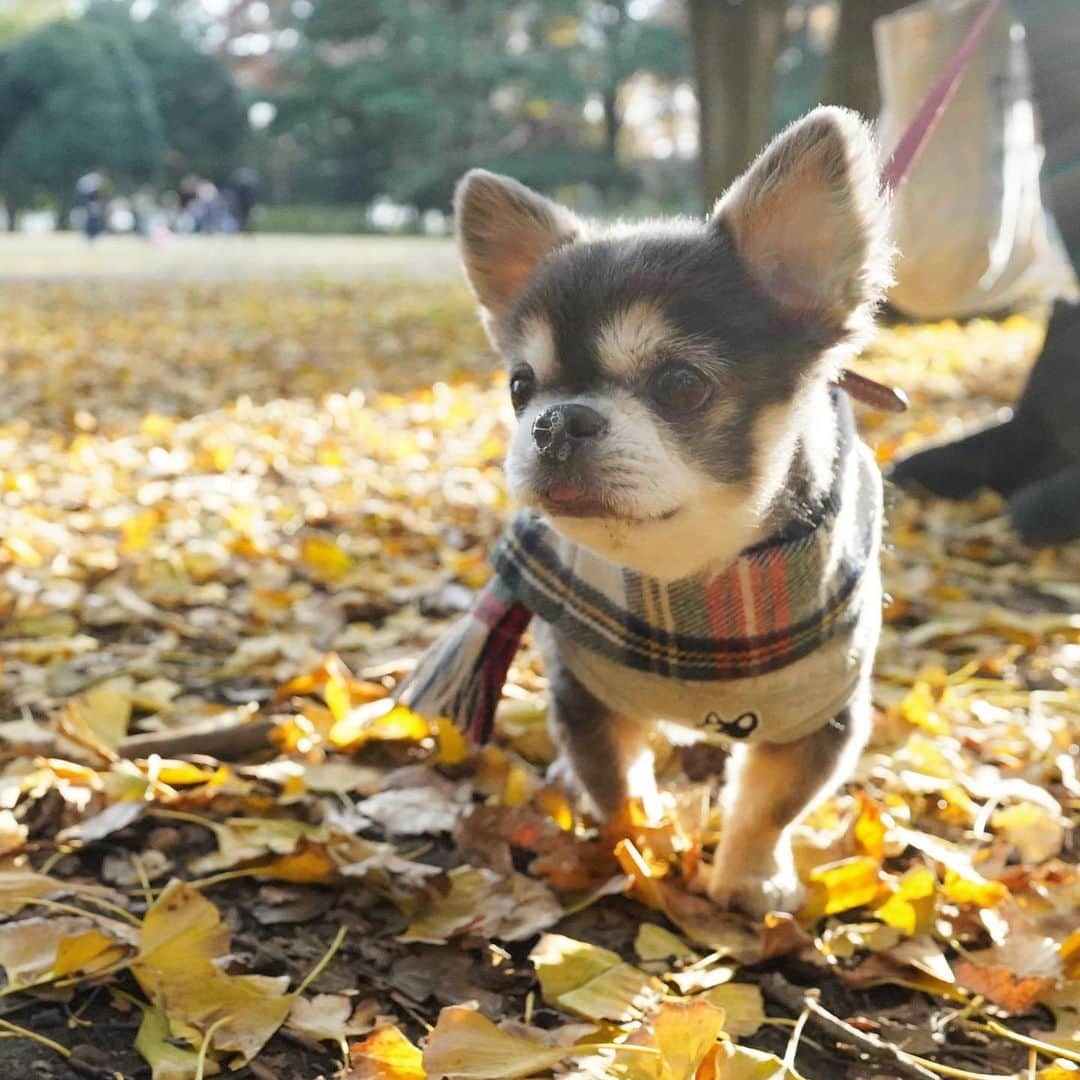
349,1025,425,1079
530,933,663,1022
422,1005,574,1078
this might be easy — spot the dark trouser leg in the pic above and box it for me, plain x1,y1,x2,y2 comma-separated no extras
888,414,1043,499
1008,460,1080,546
890,0,1080,543
890,302,1080,543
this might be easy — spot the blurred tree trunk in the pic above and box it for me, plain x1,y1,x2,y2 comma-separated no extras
600,0,629,189
603,85,620,164
689,0,786,207
821,0,908,118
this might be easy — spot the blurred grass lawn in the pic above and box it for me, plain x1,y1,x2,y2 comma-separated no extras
0,231,459,283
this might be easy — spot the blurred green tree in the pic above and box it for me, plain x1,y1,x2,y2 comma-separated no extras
87,5,249,182
0,0,66,44
273,0,688,211
0,5,248,223
0,17,165,221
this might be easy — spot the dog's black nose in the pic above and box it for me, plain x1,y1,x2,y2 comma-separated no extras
532,403,608,460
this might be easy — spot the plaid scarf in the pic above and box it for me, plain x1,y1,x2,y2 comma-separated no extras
399,399,878,745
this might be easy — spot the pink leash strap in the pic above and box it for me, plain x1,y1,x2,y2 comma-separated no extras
842,0,1002,414
879,0,1003,192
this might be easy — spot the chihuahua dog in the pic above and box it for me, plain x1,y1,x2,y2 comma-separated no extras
452,107,892,916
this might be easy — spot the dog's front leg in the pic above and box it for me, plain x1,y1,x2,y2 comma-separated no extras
544,655,659,821
708,702,869,917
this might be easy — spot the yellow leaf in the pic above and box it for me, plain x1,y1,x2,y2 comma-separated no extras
53,928,128,978
941,868,1008,909
68,675,134,753
136,879,229,972
399,866,493,944
288,994,378,1044
329,699,430,752
874,866,936,936
350,1026,425,1079
802,856,887,919
135,1004,211,1080
301,534,352,582
503,763,532,807
991,803,1065,864
132,880,293,1063
422,1005,572,1078
818,921,901,959
121,508,159,553
534,786,574,831
530,933,662,1022
852,793,887,864
256,841,338,884
435,715,469,765
702,984,766,1038
651,882,760,961
324,668,352,724
609,998,728,1080
887,934,957,985
709,1041,804,1079
1060,929,1080,980
614,838,666,911
0,915,93,987
634,923,698,963
152,760,221,786
651,999,727,1079
495,697,556,762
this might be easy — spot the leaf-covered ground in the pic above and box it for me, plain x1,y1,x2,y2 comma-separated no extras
0,238,1077,1080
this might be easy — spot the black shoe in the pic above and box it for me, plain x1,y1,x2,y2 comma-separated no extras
1008,461,1080,545
889,417,1034,499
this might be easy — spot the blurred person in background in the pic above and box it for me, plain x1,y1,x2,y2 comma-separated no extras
227,167,259,233
888,0,1080,545
74,168,109,241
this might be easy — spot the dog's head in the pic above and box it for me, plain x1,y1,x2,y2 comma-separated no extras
456,107,891,580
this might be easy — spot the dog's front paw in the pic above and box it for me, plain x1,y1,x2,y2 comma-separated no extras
706,859,805,918
545,752,580,795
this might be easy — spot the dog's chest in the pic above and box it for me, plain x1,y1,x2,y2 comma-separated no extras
543,568,880,743
530,434,885,743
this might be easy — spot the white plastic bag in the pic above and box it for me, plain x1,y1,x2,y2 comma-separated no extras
875,0,1078,319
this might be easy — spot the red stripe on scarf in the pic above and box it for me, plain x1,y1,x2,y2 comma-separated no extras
768,548,791,630
471,601,532,744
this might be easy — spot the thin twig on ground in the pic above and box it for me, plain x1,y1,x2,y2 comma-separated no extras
760,973,940,1080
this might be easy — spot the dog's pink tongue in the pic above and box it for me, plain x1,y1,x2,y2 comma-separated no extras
547,484,586,504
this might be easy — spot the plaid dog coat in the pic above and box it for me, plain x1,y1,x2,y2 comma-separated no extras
400,395,882,745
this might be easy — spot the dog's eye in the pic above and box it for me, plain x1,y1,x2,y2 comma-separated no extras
650,365,712,415
509,369,535,412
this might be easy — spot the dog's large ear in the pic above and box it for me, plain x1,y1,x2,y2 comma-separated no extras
455,170,581,338
711,106,891,330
